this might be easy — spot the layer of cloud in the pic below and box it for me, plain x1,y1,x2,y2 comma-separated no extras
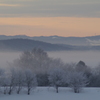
86,38,100,46
0,17,100,37
0,4,21,7
0,0,100,17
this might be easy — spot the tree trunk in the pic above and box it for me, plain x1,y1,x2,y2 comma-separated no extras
4,90,6,94
8,90,12,95
8,86,13,95
74,88,79,93
56,86,58,93
17,86,21,94
17,90,20,94
28,88,30,95
4,86,7,94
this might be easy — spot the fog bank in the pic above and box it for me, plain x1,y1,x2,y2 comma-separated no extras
0,51,100,68
0,52,21,69
48,51,100,67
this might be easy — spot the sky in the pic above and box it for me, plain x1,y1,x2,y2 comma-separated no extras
0,0,100,37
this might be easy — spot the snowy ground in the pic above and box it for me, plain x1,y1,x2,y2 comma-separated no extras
0,87,100,100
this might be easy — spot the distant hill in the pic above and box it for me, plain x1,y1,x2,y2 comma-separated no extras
32,35,100,46
0,35,100,46
0,39,72,51
0,38,100,51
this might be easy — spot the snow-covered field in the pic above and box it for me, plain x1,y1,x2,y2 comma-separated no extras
0,87,100,100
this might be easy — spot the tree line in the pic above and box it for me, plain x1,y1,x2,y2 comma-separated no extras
0,48,100,95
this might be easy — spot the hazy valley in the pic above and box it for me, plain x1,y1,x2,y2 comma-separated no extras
0,35,100,69
0,50,100,69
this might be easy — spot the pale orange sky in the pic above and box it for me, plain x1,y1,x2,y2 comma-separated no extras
0,0,100,37
0,17,100,37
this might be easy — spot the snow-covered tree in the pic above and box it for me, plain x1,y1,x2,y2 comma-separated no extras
15,69,25,94
7,68,17,95
76,61,92,79
48,67,64,93
13,48,50,74
0,68,7,94
0,68,4,75
24,69,37,95
36,73,49,86
1,76,9,94
67,71,88,93
89,66,100,87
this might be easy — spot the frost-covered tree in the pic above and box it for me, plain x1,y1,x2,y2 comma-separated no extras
0,68,7,94
13,48,50,74
36,73,49,86
0,68,5,84
89,66,100,87
0,68,4,76
76,61,92,79
24,69,37,95
7,68,17,95
12,48,53,86
67,71,88,93
15,69,25,94
1,76,9,94
48,67,64,93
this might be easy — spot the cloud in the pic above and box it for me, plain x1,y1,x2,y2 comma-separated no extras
0,4,21,7
0,17,100,37
0,0,100,17
86,38,100,46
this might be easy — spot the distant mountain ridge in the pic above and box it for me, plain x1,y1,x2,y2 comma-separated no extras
0,35,100,46
0,38,100,51
0,38,72,51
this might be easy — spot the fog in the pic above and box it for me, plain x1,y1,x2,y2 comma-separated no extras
0,51,100,69
48,51,100,67
0,52,21,69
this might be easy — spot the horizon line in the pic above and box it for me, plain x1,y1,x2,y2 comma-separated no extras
0,34,100,38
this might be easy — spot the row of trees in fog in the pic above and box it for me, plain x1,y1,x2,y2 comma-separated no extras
0,68,37,95
0,48,100,94
0,66,88,94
